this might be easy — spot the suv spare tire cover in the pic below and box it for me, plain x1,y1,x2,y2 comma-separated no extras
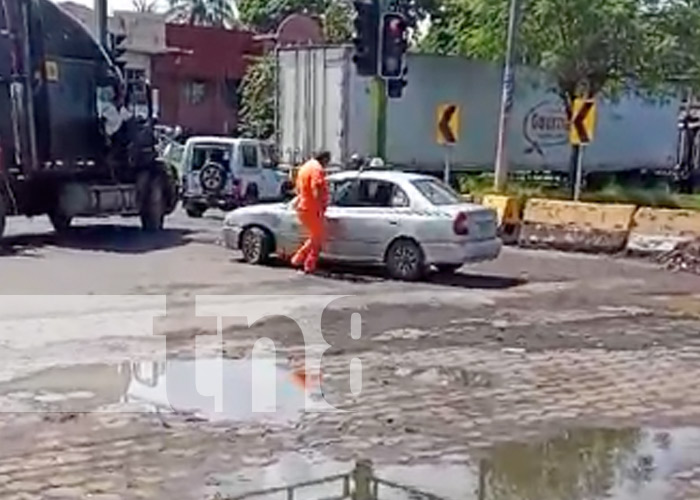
199,162,227,193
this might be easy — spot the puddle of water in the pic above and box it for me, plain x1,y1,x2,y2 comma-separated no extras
0,358,323,423
208,427,700,500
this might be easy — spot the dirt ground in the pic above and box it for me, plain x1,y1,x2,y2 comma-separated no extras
1,210,700,500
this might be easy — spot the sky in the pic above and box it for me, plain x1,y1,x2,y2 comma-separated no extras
65,0,167,14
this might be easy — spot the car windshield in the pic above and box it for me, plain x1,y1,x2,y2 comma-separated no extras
411,178,461,205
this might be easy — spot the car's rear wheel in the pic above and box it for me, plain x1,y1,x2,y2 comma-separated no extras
436,263,462,274
240,226,271,265
386,238,425,281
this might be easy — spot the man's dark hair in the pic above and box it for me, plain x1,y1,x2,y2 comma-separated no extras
314,151,331,164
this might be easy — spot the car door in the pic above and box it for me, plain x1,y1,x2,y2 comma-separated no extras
327,179,411,262
276,200,304,256
258,143,284,200
236,142,265,199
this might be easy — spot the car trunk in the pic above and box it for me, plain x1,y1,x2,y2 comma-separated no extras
439,204,499,242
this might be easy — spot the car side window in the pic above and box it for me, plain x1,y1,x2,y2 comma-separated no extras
331,180,358,207
391,186,409,207
241,145,258,169
358,180,407,207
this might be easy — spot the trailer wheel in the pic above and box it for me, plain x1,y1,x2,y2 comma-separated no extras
141,177,166,232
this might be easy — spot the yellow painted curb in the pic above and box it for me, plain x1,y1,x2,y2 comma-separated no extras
523,199,637,232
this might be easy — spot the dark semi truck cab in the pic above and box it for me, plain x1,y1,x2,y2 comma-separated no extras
0,0,178,238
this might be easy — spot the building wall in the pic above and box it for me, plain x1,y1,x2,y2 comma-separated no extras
152,24,261,136
57,3,165,82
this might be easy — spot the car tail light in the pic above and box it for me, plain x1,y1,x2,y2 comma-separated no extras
453,212,469,235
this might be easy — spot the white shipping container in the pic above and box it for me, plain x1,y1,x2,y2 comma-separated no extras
276,45,681,173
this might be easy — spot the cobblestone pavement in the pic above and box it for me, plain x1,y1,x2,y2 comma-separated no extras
0,213,700,499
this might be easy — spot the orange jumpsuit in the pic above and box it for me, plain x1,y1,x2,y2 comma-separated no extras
290,159,329,273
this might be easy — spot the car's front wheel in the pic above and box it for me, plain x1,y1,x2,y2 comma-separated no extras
240,226,271,265
386,238,425,281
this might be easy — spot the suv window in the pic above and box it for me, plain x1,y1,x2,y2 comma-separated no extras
191,145,231,171
332,179,409,208
240,144,259,168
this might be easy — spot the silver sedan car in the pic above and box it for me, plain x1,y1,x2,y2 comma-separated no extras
222,170,502,280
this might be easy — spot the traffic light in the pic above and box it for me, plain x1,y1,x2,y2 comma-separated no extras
108,32,128,73
387,77,407,99
351,0,379,76
380,12,408,79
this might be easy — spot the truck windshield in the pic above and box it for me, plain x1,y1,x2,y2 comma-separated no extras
411,178,462,206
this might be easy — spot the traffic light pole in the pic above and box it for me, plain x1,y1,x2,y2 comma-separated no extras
371,76,387,159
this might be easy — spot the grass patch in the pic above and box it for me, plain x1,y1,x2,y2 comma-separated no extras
457,173,700,210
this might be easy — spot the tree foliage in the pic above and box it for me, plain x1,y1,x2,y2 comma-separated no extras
238,55,276,139
238,0,327,33
167,0,237,27
238,0,437,43
132,0,158,13
419,0,680,110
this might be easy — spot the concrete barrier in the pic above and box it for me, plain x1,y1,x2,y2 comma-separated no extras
627,207,700,254
519,198,637,253
481,194,521,244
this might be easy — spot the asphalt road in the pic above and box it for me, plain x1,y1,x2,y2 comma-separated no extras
1,209,700,499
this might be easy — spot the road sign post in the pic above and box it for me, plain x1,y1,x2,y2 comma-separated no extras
443,145,452,185
436,103,460,186
569,98,596,201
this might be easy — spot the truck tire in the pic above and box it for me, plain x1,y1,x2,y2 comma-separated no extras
141,177,166,232
49,211,73,234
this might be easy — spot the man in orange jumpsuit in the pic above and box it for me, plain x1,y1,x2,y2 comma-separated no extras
291,151,331,274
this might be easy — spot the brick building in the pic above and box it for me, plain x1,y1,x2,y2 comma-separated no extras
152,24,261,136
57,3,323,136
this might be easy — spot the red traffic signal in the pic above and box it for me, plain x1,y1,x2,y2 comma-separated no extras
380,13,407,79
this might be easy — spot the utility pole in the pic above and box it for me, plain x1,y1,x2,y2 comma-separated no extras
371,76,387,158
95,0,108,50
493,0,520,193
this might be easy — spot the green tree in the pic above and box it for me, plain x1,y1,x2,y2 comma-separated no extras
643,0,700,92
132,0,158,12
238,0,327,33
167,0,237,27
238,55,276,139
322,0,353,43
420,0,662,109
